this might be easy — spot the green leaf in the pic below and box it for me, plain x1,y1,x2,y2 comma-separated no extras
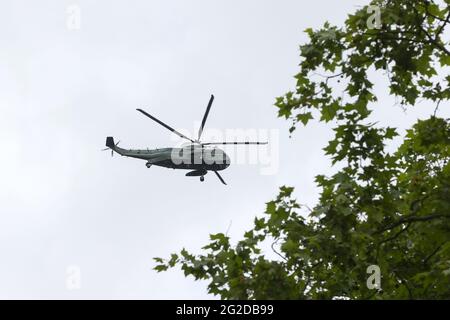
154,265,168,272
439,54,450,67
321,101,340,122
296,112,314,125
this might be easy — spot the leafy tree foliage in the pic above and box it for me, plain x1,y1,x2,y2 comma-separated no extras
155,0,450,299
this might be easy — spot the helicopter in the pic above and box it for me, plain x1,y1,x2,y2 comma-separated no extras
103,95,267,185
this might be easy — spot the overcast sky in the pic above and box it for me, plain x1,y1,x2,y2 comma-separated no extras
0,0,448,299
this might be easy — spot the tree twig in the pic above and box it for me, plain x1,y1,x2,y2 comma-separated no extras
374,214,450,235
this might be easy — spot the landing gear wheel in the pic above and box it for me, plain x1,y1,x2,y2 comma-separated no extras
146,163,152,168
200,176,205,182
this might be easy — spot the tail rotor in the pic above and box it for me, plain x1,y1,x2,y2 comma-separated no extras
103,137,120,157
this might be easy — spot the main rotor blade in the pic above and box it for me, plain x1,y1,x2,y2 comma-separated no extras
136,108,195,143
198,94,214,141
213,171,227,185
202,142,268,145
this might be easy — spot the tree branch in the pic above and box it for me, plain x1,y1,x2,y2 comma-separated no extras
423,242,445,265
271,238,288,262
375,214,450,234
379,222,411,244
413,3,450,55
436,10,450,37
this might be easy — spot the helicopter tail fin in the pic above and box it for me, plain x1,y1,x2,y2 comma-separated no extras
106,137,115,149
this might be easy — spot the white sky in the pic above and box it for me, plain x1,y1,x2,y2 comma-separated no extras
0,0,448,299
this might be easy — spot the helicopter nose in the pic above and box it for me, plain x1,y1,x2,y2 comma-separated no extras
224,154,231,169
